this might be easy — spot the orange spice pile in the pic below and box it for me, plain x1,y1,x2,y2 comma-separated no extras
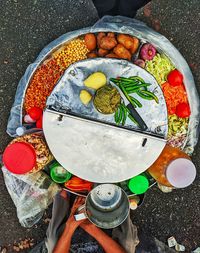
24,38,89,112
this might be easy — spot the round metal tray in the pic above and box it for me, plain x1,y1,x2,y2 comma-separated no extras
7,17,199,196
43,58,167,183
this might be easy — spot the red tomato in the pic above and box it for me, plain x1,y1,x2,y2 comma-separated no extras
36,116,43,128
167,69,183,87
28,107,43,120
176,102,191,118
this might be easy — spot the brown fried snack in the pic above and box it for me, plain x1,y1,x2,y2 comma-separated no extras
84,33,97,51
113,44,132,60
99,36,118,50
87,52,98,58
97,32,106,47
98,48,109,57
107,32,115,38
105,53,119,58
129,37,140,54
117,34,139,54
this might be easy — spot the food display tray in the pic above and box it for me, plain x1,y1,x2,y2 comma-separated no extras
7,16,200,155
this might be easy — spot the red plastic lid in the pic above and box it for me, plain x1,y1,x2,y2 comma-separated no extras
3,142,36,174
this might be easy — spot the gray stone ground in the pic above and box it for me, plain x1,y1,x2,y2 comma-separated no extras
0,0,199,252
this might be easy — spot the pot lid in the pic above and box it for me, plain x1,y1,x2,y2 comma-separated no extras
3,142,36,174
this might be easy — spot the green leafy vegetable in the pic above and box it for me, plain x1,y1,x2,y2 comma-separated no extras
145,54,175,85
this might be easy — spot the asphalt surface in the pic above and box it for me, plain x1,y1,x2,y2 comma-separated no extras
0,0,200,252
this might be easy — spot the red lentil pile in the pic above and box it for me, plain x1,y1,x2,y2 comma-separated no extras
24,58,63,111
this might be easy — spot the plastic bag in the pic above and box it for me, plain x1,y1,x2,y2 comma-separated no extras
1,166,61,228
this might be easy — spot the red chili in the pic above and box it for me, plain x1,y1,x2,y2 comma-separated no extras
24,58,63,112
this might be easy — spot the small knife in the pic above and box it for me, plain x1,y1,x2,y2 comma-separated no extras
111,83,148,131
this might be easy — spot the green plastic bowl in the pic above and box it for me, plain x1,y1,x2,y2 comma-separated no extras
50,162,71,184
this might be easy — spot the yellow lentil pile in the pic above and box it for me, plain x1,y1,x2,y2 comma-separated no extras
53,38,89,70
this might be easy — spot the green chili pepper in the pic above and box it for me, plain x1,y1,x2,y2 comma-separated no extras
114,104,129,125
121,104,127,126
111,76,156,113
118,77,133,82
136,90,154,100
122,81,139,87
125,83,151,92
127,90,140,95
114,107,120,124
129,76,145,83
121,81,138,86
119,77,141,86
119,84,130,98
118,105,123,124
123,104,130,113
127,89,143,95
125,86,141,92
129,96,142,108
119,84,138,108
140,83,152,86
139,86,148,91
110,78,121,85
140,90,159,103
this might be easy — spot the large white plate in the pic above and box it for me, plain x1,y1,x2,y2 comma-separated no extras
43,110,166,183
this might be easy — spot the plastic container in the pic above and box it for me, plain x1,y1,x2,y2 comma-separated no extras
50,162,71,184
128,175,149,194
3,133,53,174
16,126,41,136
129,194,145,210
165,158,196,188
3,142,36,174
147,145,196,187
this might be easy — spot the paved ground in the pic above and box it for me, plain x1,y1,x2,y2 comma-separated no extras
0,0,199,252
